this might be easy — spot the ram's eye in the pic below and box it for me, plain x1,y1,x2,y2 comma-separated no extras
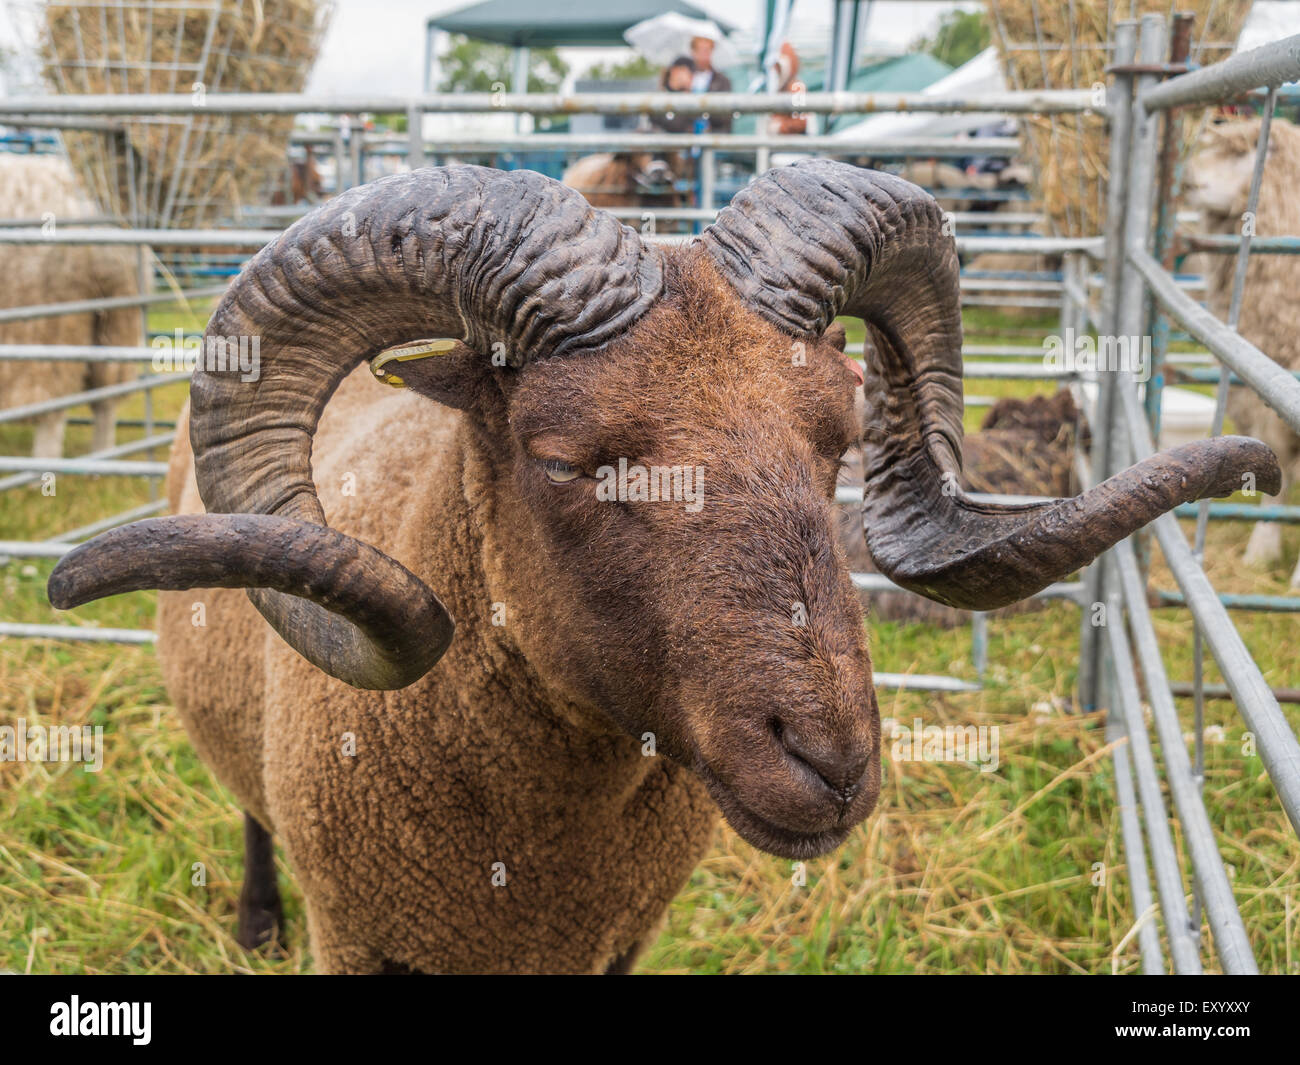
541,459,582,484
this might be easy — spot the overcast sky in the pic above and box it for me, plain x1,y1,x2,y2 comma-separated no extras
308,0,972,95
2,0,1290,99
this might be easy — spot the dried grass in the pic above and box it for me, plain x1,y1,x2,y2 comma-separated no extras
986,0,1254,236
39,0,331,227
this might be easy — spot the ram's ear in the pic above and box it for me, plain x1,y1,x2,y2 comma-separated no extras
819,321,862,386
370,341,497,413
822,321,848,352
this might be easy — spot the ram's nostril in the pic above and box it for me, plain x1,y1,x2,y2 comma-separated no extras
775,722,867,805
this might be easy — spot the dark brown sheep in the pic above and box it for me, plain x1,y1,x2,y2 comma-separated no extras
48,162,1279,972
562,151,687,212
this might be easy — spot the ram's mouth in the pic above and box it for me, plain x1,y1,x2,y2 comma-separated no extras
693,758,860,860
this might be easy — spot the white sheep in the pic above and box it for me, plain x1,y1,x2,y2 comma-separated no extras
0,154,142,458
1184,117,1300,585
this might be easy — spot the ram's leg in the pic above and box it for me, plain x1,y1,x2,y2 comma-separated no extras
237,812,285,951
90,398,118,454
604,945,642,975
31,411,67,459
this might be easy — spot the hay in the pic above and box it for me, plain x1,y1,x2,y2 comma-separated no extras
39,0,331,228
985,0,1254,237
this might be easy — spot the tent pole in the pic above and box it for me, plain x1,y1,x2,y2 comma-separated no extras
513,46,530,134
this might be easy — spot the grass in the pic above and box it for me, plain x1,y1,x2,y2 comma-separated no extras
0,304,1297,974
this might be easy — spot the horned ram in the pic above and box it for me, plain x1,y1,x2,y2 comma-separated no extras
47,161,1279,973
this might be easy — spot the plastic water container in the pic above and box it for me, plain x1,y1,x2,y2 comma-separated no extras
1076,382,1217,449
1157,387,1218,449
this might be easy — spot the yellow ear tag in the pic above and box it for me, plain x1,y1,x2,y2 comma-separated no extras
370,338,460,388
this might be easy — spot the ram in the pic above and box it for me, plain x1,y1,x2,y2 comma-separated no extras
48,161,1278,973
0,154,142,457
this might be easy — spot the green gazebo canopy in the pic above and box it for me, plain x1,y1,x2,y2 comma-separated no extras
430,0,736,48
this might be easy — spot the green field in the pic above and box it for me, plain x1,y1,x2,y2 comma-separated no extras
1,303,1297,974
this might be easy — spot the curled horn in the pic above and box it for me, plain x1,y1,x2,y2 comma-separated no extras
701,159,1280,609
48,166,664,689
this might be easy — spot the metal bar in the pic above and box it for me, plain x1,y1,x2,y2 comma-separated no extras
0,227,275,247
1189,89,1279,843
0,374,183,423
1172,502,1300,523
0,284,226,325
1154,589,1300,613
1130,247,1300,433
0,215,122,227
427,133,1025,156
1182,235,1300,255
0,456,170,476
0,89,1100,117
838,486,1056,507
0,622,156,644
1145,14,1195,445
1144,34,1300,111
0,542,74,559
961,361,1077,380
1169,682,1300,704
1171,366,1300,386
872,673,982,694
1114,539,1258,973
65,418,177,429
0,433,175,493
1080,19,1139,713
1103,578,1204,973
959,237,1104,255
0,345,182,362
1117,380,1300,836
407,105,424,170
1105,710,1166,973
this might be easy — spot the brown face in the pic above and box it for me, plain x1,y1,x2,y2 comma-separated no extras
494,249,879,859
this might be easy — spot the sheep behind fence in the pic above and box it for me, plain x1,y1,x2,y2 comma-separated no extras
0,153,141,458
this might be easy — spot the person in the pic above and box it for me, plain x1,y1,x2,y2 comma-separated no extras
651,56,696,134
688,35,732,133
768,42,807,136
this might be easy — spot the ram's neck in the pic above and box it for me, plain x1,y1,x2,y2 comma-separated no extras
407,415,623,742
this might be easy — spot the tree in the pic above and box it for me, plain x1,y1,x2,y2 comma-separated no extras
913,9,990,69
581,54,659,83
436,34,568,94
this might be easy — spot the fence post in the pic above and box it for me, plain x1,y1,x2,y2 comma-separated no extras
1093,12,1168,714
1078,20,1138,713
407,105,424,171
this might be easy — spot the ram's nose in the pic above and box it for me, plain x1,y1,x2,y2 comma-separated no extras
774,718,872,810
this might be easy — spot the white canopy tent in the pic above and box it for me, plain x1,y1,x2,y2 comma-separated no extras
828,45,1006,142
